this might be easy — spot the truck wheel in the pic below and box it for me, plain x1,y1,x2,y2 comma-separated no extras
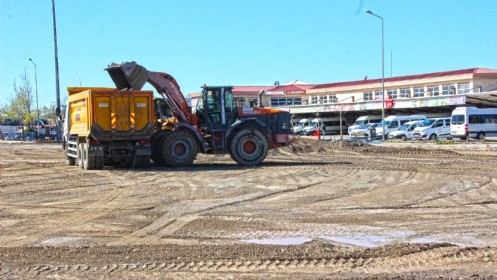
429,134,438,141
401,135,407,141
151,132,167,165
95,156,104,170
78,143,84,168
66,156,76,166
476,132,485,140
161,130,198,167
83,143,95,170
132,155,142,168
141,155,150,168
132,155,150,168
230,128,268,166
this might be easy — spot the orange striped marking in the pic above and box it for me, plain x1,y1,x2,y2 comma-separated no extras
111,113,116,129
130,113,135,127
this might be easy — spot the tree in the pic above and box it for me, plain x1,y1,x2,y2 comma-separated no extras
9,70,34,129
8,70,35,139
40,103,58,125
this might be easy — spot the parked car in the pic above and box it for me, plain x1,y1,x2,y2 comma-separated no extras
413,117,451,140
387,120,422,140
350,123,378,139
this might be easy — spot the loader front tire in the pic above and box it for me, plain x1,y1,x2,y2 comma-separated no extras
161,130,198,167
230,128,268,166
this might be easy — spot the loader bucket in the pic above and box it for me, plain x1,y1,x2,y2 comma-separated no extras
105,61,149,90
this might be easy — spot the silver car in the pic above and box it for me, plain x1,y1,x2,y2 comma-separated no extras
350,123,378,139
387,120,422,140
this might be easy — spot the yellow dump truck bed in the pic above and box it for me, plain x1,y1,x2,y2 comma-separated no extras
67,87,154,139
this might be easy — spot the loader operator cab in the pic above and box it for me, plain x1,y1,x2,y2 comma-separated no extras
196,86,234,129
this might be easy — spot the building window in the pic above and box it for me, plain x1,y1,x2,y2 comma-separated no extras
442,84,456,95
363,91,373,101
427,85,439,96
329,95,337,103
458,82,470,94
311,96,319,104
387,89,398,99
233,97,245,106
413,87,424,98
399,88,410,98
247,98,258,107
270,97,301,107
375,91,384,100
319,95,328,104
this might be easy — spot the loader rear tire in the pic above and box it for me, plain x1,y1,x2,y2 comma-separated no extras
230,128,268,166
161,130,198,167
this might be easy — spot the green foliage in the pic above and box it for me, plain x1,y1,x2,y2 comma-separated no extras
7,70,33,127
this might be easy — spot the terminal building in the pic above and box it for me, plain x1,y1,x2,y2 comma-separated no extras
189,67,497,126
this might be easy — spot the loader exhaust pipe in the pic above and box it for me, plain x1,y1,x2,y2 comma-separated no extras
105,61,149,90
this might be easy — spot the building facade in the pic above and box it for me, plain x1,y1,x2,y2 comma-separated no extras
189,68,497,124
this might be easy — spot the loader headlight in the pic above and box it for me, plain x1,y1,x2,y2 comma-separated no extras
282,123,288,130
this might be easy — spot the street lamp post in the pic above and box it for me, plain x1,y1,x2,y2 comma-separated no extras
366,9,385,141
52,0,61,141
28,58,40,131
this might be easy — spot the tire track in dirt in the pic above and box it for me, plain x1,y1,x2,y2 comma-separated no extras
115,166,350,244
3,246,495,278
2,169,134,246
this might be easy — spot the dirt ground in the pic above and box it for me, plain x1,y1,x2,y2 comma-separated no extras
2,138,497,279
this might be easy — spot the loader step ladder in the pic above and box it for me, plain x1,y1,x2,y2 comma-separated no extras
211,131,225,154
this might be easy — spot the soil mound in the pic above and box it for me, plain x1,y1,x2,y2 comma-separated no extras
277,137,457,156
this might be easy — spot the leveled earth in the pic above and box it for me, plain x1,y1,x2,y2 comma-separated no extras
1,139,497,279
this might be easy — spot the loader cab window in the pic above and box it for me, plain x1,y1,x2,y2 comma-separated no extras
224,88,233,111
206,89,221,123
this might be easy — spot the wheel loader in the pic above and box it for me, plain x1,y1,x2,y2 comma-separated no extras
105,61,295,167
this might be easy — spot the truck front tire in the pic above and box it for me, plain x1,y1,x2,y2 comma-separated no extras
78,143,84,168
83,143,95,170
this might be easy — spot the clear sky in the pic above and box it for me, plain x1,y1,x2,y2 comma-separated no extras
1,0,496,108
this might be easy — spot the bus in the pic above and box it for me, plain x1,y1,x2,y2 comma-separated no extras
450,107,497,140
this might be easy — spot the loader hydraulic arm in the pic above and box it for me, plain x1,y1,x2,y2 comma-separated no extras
106,61,194,125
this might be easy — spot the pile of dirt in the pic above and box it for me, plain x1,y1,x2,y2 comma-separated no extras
278,137,458,156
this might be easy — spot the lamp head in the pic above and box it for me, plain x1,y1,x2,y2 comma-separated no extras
366,10,373,14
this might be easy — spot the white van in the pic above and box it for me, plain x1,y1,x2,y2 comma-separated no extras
375,115,426,139
413,117,451,140
303,117,348,136
387,120,422,140
451,107,497,140
348,115,382,136
291,118,310,135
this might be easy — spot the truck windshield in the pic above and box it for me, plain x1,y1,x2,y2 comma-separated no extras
353,120,364,126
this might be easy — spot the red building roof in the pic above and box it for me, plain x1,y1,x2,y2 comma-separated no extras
311,68,497,90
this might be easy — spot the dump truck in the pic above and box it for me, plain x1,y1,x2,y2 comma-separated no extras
63,87,155,169
106,61,295,167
